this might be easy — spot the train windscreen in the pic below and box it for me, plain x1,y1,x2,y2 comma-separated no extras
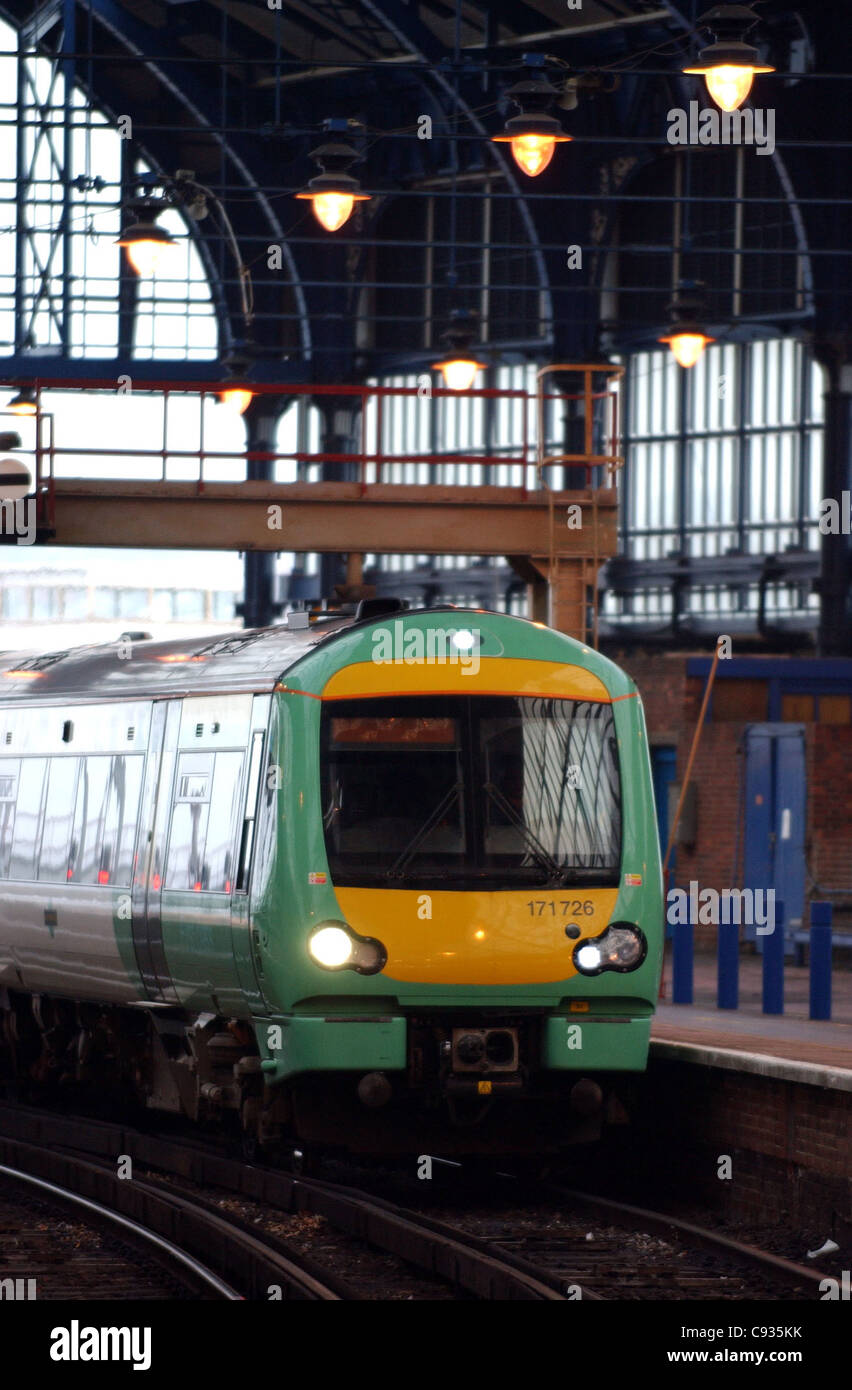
320,695,621,889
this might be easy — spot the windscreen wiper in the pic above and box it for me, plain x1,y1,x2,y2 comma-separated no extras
483,781,566,884
385,783,462,881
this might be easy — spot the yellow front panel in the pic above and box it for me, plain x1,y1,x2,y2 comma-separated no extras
335,887,620,985
321,658,612,702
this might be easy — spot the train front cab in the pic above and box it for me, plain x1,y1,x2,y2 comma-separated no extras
251,613,663,1153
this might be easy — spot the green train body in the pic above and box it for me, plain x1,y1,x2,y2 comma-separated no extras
0,608,662,1155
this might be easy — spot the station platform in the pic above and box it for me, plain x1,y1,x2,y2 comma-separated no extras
650,951,852,1088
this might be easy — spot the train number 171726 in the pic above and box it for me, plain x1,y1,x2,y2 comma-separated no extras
525,900,594,916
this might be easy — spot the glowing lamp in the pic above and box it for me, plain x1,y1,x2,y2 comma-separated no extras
295,138,370,232
219,386,253,414
683,5,774,112
432,311,487,392
6,387,37,417
116,212,179,277
659,287,716,369
659,331,715,369
299,190,367,232
492,76,571,177
432,356,486,391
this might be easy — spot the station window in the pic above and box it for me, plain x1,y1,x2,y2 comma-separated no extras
174,590,205,621
117,589,148,619
62,588,89,621
711,680,768,722
212,591,236,620
818,695,852,724
3,589,30,620
92,588,118,620
31,587,60,619
166,750,243,891
151,590,175,621
781,692,852,724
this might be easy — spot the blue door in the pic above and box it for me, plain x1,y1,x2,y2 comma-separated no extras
743,724,806,949
651,745,676,936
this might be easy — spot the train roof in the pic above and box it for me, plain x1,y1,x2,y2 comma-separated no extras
0,614,357,704
0,604,535,705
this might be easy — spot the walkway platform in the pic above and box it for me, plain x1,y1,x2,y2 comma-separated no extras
650,952,852,1088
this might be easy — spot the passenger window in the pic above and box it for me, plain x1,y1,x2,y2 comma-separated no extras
0,759,20,878
70,757,111,883
69,755,144,886
9,758,47,880
166,753,213,890
106,755,144,886
38,758,80,881
205,751,244,893
165,750,244,892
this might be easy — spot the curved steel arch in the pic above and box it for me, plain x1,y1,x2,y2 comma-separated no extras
78,0,312,361
656,0,814,316
357,0,553,349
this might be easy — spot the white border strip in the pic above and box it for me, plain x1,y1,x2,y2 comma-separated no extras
650,1038,852,1093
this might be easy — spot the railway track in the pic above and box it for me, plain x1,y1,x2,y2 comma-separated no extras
0,1104,566,1300
0,1169,222,1300
0,1103,830,1300
431,1183,828,1300
0,1126,350,1301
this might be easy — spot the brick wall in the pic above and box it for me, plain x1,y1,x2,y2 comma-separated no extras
638,1061,852,1237
810,726,852,898
611,650,852,941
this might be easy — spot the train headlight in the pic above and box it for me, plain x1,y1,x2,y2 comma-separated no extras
308,922,387,975
575,942,603,973
573,923,647,976
310,926,353,968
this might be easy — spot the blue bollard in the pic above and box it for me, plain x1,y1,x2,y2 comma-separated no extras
809,901,832,1021
672,912,694,1004
717,916,739,1010
762,896,784,1015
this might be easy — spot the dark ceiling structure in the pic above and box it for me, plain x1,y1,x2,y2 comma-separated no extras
0,0,850,646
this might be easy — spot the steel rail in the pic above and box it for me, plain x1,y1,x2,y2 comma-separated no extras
549,1186,828,1294
0,1104,568,1300
0,1128,346,1301
0,1160,240,1299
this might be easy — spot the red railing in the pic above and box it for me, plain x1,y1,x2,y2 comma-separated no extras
1,370,624,535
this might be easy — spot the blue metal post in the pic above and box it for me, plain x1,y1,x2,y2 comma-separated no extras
762,896,784,1015
672,901,694,1004
717,914,739,1009
809,901,832,1021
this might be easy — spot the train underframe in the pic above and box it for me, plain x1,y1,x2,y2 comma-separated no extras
0,988,636,1156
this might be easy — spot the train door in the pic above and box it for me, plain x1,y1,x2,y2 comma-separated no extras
132,699,181,1003
229,695,270,1015
743,723,806,949
651,745,677,939
156,695,253,1014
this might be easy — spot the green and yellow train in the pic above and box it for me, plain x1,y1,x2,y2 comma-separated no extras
0,604,662,1156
